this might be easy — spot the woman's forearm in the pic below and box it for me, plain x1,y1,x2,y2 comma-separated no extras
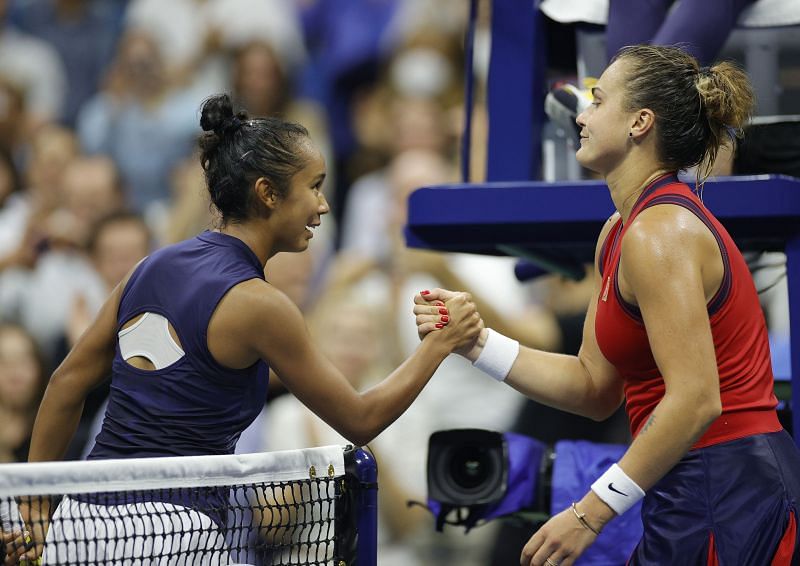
577,390,721,529
617,391,720,490
354,336,451,445
503,346,624,420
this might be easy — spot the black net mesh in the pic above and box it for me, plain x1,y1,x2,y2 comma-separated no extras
0,448,366,566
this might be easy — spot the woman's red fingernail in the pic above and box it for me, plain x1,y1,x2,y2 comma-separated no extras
441,315,449,322
421,290,430,295
438,308,448,315
435,323,444,329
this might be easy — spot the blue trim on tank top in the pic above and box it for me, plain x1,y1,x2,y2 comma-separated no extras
612,192,733,323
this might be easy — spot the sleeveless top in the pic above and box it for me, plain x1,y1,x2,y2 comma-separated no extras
89,231,269,460
83,232,270,525
594,174,781,449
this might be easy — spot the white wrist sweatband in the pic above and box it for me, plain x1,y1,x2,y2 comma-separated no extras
472,329,519,382
590,463,645,515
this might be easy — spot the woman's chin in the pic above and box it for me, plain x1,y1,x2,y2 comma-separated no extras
575,152,605,176
574,152,592,171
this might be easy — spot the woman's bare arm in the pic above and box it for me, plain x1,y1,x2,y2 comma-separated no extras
414,214,626,420
224,281,483,446
28,282,123,463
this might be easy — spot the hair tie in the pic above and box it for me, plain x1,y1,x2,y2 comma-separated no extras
221,115,243,134
724,124,741,140
698,65,712,77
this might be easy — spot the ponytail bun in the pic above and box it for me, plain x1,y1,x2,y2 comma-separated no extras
200,94,235,134
695,61,755,179
697,61,754,136
199,94,250,175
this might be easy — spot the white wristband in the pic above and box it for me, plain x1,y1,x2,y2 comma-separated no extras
472,329,519,382
590,463,645,515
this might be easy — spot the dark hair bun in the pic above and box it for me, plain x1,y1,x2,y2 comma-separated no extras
200,94,235,134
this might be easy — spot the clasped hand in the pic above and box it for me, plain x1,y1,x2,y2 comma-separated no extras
413,288,483,354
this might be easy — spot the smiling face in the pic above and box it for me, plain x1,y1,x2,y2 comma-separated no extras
575,58,639,176
270,140,329,253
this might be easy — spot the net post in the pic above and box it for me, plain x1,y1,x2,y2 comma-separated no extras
344,446,377,566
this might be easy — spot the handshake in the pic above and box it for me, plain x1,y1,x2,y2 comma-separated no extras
413,288,487,360
415,288,521,383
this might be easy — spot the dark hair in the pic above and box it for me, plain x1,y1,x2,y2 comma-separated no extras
612,45,754,182
198,93,310,222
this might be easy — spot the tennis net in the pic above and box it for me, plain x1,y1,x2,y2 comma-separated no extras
0,445,377,566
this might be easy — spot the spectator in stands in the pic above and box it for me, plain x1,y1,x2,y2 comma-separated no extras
0,155,123,364
0,126,79,288
0,124,80,312
57,156,125,248
9,0,123,126
230,39,333,203
0,323,47,463
122,0,306,98
24,125,79,212
0,0,66,128
76,29,198,215
0,148,30,272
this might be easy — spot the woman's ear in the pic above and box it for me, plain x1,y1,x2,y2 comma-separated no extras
631,108,656,140
255,177,278,210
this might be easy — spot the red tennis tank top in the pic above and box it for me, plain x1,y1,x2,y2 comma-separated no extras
594,173,781,449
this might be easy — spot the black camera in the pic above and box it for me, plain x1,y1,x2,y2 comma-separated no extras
425,429,549,532
428,429,508,508
422,431,646,564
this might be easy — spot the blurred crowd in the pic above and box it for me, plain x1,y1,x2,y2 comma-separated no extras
0,1,792,564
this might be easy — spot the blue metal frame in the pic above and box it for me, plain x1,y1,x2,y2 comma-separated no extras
486,0,546,181
353,447,378,565
461,0,479,183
